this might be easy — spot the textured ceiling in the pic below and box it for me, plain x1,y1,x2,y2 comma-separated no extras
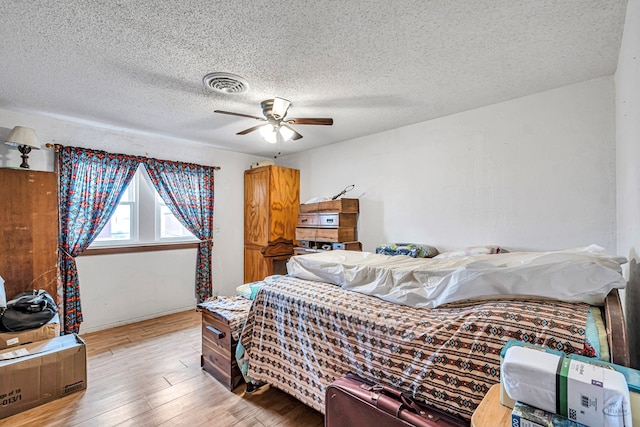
0,1,628,158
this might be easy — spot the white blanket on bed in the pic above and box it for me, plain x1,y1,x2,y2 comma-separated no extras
286,245,627,307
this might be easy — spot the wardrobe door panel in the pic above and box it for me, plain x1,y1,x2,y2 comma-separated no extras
0,169,58,301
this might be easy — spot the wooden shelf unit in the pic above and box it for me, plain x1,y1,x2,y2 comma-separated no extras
294,198,361,254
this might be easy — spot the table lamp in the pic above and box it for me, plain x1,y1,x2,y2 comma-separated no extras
4,126,40,168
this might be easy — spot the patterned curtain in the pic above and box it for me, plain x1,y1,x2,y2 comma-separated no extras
144,159,216,302
58,146,141,334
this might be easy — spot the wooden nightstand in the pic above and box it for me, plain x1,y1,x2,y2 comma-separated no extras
200,310,244,391
470,384,511,427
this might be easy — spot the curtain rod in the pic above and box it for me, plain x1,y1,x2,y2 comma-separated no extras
45,143,221,170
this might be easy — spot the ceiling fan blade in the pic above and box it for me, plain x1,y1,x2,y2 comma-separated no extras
272,97,291,119
282,124,303,140
237,124,266,135
288,118,333,126
214,110,265,121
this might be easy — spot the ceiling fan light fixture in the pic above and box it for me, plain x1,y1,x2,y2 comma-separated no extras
271,97,291,119
279,125,295,142
259,124,278,144
215,97,333,143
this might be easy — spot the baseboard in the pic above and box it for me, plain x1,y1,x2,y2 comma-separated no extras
79,305,196,334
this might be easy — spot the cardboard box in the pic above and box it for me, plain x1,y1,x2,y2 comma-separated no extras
0,313,60,349
503,341,636,426
503,346,632,427
0,334,87,419
569,354,640,426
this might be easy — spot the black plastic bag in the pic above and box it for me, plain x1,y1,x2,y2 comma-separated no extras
0,290,58,332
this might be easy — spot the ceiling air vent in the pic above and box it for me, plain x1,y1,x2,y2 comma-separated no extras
203,72,249,94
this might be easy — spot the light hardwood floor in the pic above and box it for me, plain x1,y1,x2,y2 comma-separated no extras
0,310,324,426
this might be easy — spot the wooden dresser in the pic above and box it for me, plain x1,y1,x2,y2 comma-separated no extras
244,165,300,283
294,198,361,254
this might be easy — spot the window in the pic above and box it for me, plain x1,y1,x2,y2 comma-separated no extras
94,180,136,242
156,192,193,240
90,166,197,247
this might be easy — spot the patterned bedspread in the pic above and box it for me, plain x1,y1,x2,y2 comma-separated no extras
197,296,253,340
240,276,590,421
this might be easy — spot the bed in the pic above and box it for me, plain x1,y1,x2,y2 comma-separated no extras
238,247,630,422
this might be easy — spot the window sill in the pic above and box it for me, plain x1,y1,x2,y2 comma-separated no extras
82,242,200,256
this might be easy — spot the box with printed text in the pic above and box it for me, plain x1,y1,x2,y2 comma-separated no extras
0,333,87,419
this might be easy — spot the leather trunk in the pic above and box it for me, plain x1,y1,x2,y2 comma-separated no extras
325,374,468,427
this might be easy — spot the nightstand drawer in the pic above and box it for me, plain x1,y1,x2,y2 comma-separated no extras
202,314,231,349
297,213,357,228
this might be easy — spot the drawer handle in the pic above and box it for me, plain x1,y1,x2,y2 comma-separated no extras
206,325,226,339
301,218,308,223
325,218,334,223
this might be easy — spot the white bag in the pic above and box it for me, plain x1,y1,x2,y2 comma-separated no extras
0,275,6,309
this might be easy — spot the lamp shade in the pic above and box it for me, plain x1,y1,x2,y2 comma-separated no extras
279,125,294,142
259,124,278,143
271,97,291,119
5,126,40,149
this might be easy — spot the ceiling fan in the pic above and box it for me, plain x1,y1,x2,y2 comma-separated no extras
214,97,333,143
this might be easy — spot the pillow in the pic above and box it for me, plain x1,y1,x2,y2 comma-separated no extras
434,245,504,259
235,282,254,299
375,243,439,258
236,275,284,299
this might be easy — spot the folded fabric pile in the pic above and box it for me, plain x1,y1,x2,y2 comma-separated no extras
375,243,439,258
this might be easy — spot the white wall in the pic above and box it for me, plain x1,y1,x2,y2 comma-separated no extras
0,109,267,332
281,77,617,254
75,249,197,331
615,0,640,369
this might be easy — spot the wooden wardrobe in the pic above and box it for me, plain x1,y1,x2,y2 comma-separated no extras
0,168,58,303
244,165,299,283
